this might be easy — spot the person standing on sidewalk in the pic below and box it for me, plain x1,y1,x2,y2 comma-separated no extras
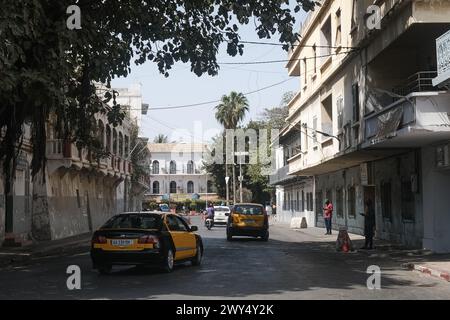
323,199,333,235
360,199,376,249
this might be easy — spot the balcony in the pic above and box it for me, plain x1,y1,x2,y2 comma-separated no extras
46,139,131,176
363,91,450,149
269,165,295,185
392,71,439,97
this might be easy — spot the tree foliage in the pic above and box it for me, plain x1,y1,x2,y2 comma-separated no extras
153,134,169,143
0,0,318,194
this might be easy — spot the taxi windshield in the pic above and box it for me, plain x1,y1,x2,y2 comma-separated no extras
234,205,263,215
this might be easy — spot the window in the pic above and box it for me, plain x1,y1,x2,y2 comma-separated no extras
152,181,160,194
336,188,343,218
320,17,332,62
312,44,317,74
105,125,111,153
347,186,356,218
187,160,194,174
296,191,300,211
307,193,313,211
352,83,360,122
337,96,344,129
118,132,123,157
152,160,159,174
166,215,188,232
301,190,305,211
187,181,194,194
112,129,118,154
103,214,162,230
401,179,414,221
169,161,176,174
381,182,392,220
335,9,342,48
303,58,307,87
169,181,177,194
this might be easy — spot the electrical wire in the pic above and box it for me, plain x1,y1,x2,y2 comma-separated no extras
238,40,359,50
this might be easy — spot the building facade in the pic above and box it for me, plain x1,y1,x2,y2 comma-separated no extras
147,143,216,202
0,100,149,245
283,0,450,251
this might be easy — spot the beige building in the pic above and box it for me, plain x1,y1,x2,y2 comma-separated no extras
0,101,149,245
280,0,450,251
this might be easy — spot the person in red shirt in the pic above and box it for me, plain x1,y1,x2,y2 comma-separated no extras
323,199,333,235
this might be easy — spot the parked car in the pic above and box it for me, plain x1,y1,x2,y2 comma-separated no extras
226,203,269,241
91,212,203,274
213,206,230,225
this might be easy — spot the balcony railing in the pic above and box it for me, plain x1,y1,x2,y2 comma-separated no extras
392,71,439,97
46,139,131,175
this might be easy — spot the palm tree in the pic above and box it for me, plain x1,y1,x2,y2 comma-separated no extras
215,92,249,204
153,134,168,143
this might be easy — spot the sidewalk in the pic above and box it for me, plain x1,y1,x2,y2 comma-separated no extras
0,232,92,268
275,222,450,283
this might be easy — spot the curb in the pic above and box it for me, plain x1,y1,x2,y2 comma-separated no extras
402,263,450,282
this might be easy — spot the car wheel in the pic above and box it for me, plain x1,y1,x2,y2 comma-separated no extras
191,243,203,266
161,248,175,273
261,231,269,242
98,264,112,275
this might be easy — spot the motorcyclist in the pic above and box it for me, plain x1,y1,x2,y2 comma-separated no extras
205,203,215,228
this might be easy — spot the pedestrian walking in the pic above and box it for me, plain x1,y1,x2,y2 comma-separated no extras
360,199,376,249
323,199,333,235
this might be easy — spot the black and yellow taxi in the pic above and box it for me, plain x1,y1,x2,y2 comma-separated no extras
90,212,203,274
226,203,269,241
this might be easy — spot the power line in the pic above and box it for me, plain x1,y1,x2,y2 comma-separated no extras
147,78,295,111
218,50,357,65
239,40,359,50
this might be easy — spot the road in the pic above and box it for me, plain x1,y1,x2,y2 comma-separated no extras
0,217,449,300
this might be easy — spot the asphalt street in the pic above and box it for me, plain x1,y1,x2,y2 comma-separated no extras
0,217,449,300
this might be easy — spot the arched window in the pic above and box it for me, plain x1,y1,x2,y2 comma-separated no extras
152,160,159,174
152,181,160,194
124,135,129,158
187,160,194,174
119,132,124,157
207,180,214,193
169,181,177,194
112,128,118,155
98,120,105,149
105,125,111,153
170,161,176,174
187,181,194,194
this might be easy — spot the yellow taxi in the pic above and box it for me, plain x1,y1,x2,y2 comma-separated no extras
226,203,269,241
90,212,203,274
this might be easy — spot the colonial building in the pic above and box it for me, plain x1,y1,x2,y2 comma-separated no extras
283,0,450,252
147,143,216,202
0,90,149,245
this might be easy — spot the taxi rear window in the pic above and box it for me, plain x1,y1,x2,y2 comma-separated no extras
233,205,264,215
102,214,162,229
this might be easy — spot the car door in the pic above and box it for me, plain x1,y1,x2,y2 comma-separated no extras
165,215,195,260
174,215,197,258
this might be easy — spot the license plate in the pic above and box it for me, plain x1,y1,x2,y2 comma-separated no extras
111,239,134,246
245,219,255,224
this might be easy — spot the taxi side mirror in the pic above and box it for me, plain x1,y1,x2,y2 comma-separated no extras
190,226,198,232
225,212,230,216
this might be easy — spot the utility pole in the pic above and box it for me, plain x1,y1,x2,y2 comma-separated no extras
232,164,236,204
225,176,230,206
234,151,248,203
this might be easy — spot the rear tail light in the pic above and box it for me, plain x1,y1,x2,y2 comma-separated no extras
92,235,107,244
138,235,160,248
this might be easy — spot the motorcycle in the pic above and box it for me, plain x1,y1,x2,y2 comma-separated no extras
205,216,214,230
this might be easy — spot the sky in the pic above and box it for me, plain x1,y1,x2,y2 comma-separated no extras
111,10,308,144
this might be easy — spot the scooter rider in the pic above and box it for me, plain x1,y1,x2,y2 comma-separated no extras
205,203,215,228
